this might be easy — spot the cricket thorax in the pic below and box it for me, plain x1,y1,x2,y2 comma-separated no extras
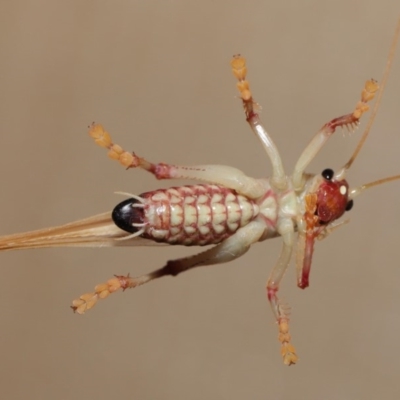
112,184,261,245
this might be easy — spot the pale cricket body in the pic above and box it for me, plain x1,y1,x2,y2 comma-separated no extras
0,19,399,366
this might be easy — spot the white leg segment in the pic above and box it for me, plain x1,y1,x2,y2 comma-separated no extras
152,219,266,278
165,164,266,199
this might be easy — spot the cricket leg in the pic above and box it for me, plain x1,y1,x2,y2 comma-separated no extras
265,218,298,365
292,79,379,189
231,55,287,190
88,123,265,199
72,220,265,314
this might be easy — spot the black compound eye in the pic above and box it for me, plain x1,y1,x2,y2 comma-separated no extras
321,168,334,181
112,198,144,233
345,199,354,211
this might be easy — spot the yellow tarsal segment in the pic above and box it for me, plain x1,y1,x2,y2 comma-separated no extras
88,123,138,168
71,276,129,314
352,79,379,120
88,122,112,148
230,55,252,102
230,55,247,80
278,318,298,366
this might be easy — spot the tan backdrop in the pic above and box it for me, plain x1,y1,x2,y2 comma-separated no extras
1,1,399,399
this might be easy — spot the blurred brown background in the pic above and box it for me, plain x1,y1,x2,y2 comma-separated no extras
1,1,399,399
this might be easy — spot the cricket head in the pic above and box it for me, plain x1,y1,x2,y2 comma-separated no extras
298,161,400,290
297,168,353,289
312,168,353,225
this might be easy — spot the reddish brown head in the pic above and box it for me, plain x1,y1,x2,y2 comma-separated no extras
299,168,354,289
315,168,353,224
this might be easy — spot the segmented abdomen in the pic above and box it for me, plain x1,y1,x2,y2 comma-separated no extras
113,184,259,245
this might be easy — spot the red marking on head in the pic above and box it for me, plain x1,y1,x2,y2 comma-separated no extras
316,179,349,224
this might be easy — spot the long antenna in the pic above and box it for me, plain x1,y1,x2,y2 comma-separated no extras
350,174,400,199
341,18,400,172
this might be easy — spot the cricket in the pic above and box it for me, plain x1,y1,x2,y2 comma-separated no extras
0,19,399,366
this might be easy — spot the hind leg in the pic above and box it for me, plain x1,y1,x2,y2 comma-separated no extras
72,220,265,314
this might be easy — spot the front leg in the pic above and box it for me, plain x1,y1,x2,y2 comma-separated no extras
292,79,379,189
89,123,265,199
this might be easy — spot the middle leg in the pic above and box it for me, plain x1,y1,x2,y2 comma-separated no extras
88,123,265,199
266,218,298,365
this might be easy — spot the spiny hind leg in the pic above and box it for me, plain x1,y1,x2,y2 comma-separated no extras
72,220,265,314
88,123,264,199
